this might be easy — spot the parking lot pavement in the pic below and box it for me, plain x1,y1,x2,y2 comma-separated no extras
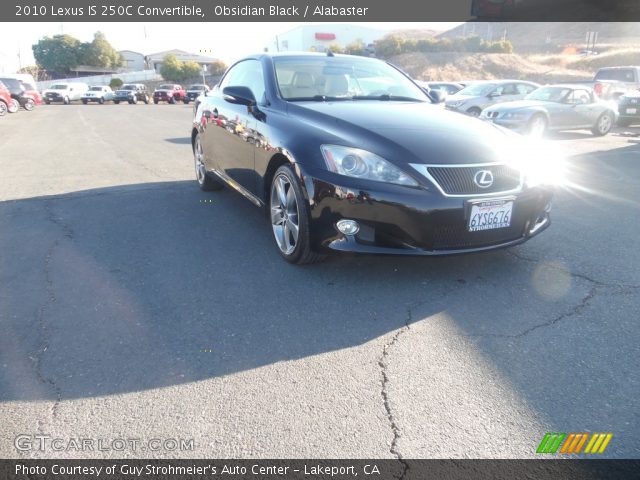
0,105,638,458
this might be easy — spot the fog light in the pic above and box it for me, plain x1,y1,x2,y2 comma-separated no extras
336,219,360,235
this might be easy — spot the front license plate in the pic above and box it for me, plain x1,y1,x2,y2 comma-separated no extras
626,108,637,114
468,200,513,232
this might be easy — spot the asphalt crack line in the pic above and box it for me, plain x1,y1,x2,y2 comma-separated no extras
30,200,71,432
378,307,411,479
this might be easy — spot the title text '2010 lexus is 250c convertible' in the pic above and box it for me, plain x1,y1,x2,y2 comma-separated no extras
191,53,559,264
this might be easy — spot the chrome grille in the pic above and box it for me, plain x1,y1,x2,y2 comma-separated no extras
426,164,521,196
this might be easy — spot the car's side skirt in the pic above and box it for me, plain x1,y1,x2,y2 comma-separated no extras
208,167,264,208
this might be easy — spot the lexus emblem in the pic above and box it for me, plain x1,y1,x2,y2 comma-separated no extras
474,170,494,189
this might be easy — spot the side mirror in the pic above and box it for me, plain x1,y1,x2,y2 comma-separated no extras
427,88,446,104
223,86,256,106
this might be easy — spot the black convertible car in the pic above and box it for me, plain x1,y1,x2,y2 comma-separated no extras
192,53,555,264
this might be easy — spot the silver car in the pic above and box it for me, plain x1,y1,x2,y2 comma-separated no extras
481,85,618,137
444,80,539,117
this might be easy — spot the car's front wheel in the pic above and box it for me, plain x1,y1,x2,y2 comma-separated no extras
194,134,224,191
466,107,482,117
63,96,70,105
8,99,19,113
270,165,324,264
592,111,613,136
23,99,35,111
527,114,547,138
0,100,7,116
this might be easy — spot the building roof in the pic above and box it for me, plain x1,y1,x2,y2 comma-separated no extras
145,49,219,63
118,50,145,57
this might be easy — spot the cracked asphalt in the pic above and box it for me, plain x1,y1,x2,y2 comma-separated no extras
0,104,638,459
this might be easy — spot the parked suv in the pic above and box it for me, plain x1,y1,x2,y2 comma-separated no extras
113,84,150,104
82,85,114,104
153,84,186,104
617,90,640,127
184,84,210,104
0,77,38,111
42,82,89,104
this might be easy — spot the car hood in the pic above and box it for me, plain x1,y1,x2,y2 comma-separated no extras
485,100,551,112
288,101,518,166
44,89,68,94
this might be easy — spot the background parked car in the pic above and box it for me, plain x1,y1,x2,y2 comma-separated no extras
617,90,640,127
481,85,617,137
153,84,186,104
82,85,114,104
113,84,149,104
445,80,540,117
184,84,210,104
1,74,42,106
420,82,465,97
0,77,37,111
42,82,89,104
0,81,12,116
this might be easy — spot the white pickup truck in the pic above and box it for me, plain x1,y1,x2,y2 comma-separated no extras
42,82,89,105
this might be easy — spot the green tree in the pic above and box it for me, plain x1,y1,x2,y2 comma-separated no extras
209,60,227,76
80,32,123,69
181,61,202,80
327,43,345,54
32,34,82,76
17,65,44,81
159,53,185,82
109,78,123,89
344,39,366,56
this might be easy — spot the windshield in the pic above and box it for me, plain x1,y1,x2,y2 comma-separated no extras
188,85,206,90
525,86,571,103
273,56,428,102
121,85,136,90
457,83,495,96
159,84,174,90
50,84,68,90
595,68,635,82
90,87,103,91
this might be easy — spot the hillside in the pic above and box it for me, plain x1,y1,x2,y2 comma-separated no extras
439,22,640,53
390,46,640,84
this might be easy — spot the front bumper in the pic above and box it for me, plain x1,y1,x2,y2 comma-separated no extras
301,166,553,256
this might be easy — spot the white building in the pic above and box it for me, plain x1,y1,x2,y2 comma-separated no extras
265,24,386,53
118,50,146,72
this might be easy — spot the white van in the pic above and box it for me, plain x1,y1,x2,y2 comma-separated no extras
42,82,89,104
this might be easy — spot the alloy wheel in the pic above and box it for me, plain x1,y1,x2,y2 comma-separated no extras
598,114,612,134
194,137,206,184
528,116,547,138
270,174,300,255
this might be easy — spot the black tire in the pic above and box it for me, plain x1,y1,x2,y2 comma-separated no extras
128,99,136,105
169,96,176,104
617,118,632,127
8,99,19,113
269,165,325,264
193,134,224,191
44,99,50,105
592,111,614,136
466,107,482,117
82,99,88,105
0,100,7,116
63,96,70,105
184,98,190,104
114,100,120,105
153,99,159,104
24,99,35,111
98,97,104,105
144,96,149,104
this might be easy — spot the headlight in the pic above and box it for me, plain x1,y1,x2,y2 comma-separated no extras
320,145,418,187
502,111,527,120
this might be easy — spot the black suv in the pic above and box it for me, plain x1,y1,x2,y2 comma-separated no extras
113,84,149,104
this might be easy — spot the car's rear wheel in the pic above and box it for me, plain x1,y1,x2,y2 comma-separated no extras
0,100,7,116
527,114,547,138
144,96,149,104
98,97,105,105
592,111,613,136
114,100,120,104
153,99,159,104
194,134,223,191
169,96,176,104
44,99,50,105
466,107,482,117
82,99,88,105
270,165,324,264
8,99,19,113
24,99,35,111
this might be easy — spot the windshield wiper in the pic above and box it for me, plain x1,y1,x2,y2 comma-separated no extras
287,95,351,102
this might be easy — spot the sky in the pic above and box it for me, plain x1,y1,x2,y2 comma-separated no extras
0,22,462,73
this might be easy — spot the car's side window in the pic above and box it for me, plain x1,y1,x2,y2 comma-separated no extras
501,83,518,95
516,83,536,94
219,59,266,105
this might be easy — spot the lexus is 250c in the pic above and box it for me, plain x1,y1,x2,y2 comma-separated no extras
191,53,556,264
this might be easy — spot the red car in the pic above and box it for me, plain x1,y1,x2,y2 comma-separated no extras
20,81,43,106
0,81,12,116
153,84,186,104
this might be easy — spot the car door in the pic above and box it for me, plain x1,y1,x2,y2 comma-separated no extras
570,89,601,128
203,59,266,194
